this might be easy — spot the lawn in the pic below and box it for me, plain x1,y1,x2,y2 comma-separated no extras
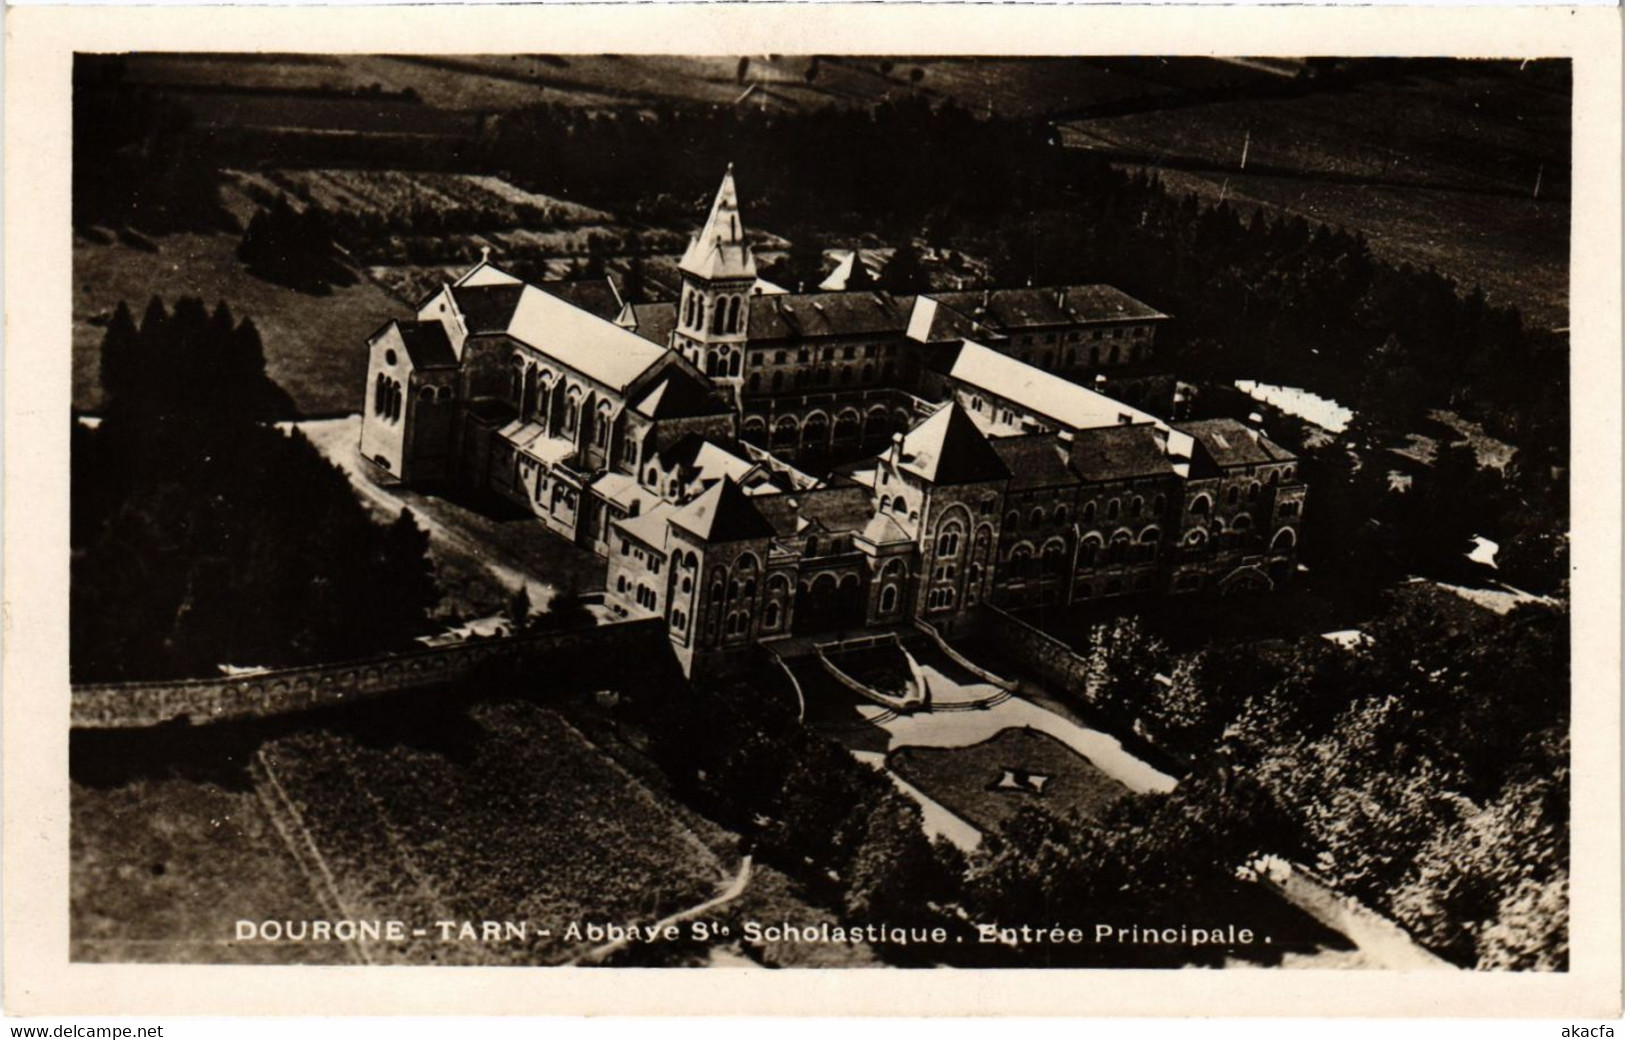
255,701,730,965
74,231,406,416
887,726,1128,834
71,778,347,964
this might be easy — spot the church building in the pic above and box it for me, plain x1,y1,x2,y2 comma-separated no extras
359,166,1307,674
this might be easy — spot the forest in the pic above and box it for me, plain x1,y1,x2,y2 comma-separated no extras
70,298,441,681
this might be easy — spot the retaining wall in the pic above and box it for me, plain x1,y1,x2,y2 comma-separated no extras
970,605,1099,702
71,618,669,730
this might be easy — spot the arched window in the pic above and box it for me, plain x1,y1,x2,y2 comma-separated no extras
1191,494,1211,515
1152,494,1166,516
1248,482,1261,501
1130,496,1144,518
1103,532,1128,564
937,523,962,558
727,296,742,333
764,602,781,630
1272,527,1297,552
1106,499,1121,521
1233,514,1253,531
1082,501,1097,524
1029,508,1045,528
1079,535,1102,568
711,304,726,335
729,351,742,377
1005,511,1020,531
1009,543,1035,579
880,585,897,613
1185,529,1208,546
1268,470,1281,486
1042,539,1069,577
1226,485,1240,506
1054,505,1070,527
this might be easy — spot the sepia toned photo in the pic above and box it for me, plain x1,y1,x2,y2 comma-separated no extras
6,2,1621,1020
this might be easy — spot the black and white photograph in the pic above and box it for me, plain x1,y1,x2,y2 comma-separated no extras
6,3,1621,1020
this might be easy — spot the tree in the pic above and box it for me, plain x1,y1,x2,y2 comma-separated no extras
506,585,534,635
880,239,929,293
97,300,141,402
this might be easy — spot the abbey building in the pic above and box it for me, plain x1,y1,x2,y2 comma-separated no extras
359,167,1306,674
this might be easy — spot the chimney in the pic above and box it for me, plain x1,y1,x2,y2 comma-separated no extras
890,431,905,466
479,245,491,263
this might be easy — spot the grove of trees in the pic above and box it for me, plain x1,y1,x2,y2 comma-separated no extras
72,297,441,681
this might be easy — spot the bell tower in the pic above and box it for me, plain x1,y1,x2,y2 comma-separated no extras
675,164,755,386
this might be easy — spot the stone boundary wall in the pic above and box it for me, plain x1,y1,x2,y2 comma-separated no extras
970,604,1098,702
911,618,1018,692
71,618,669,730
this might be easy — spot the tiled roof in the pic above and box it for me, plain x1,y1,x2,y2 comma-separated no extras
504,286,671,392
748,291,917,341
1179,418,1296,469
949,340,1159,431
632,368,730,420
927,285,1168,331
754,486,874,539
1069,424,1177,483
537,277,623,321
670,476,776,542
897,403,1010,486
450,284,526,334
679,167,757,282
990,434,1079,491
391,320,458,369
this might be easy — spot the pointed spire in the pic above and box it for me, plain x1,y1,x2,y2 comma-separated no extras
680,165,757,282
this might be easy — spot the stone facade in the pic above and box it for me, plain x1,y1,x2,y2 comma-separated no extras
359,167,1308,675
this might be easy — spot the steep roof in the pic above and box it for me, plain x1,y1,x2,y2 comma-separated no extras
990,434,1079,491
631,367,730,419
669,476,776,542
748,291,916,341
390,320,458,369
1069,424,1177,483
679,166,757,283
949,340,1159,431
859,511,913,546
450,283,526,334
538,277,623,321
454,257,524,288
1179,418,1296,469
503,285,671,392
897,403,1010,486
927,285,1168,330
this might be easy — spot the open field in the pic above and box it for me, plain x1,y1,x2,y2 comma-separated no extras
72,778,345,964
73,231,406,416
1060,64,1570,325
256,701,730,965
888,726,1128,833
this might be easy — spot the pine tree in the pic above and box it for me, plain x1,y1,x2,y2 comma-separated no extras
98,300,141,402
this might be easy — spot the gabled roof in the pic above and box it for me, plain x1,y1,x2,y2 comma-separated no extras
1069,424,1177,483
679,166,757,283
387,320,458,369
897,403,1010,486
990,434,1079,491
454,256,524,288
449,283,526,334
669,476,776,543
906,295,999,345
748,291,916,341
1179,418,1296,470
503,286,671,392
926,285,1168,331
632,368,730,420
537,277,623,321
949,340,1160,431
656,434,760,490
859,511,913,546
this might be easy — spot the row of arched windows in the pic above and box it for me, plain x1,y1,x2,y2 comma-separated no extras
373,374,403,422
683,290,746,336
